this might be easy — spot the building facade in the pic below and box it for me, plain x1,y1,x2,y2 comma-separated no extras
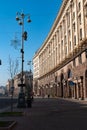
33,0,87,99
6,71,33,96
33,52,40,96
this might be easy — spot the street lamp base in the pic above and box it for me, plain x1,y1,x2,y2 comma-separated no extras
17,92,26,108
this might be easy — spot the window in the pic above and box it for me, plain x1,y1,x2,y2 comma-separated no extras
78,14,81,25
68,13,70,27
64,20,66,34
61,40,63,57
58,44,60,61
85,50,87,59
73,58,76,66
74,35,76,45
55,76,57,82
68,30,71,38
68,69,72,78
61,25,63,38
49,45,50,54
78,2,81,11
85,4,87,17
57,30,59,42
73,12,75,20
72,1,74,8
78,54,82,64
69,41,71,51
85,70,87,78
73,23,75,32
64,35,66,44
65,46,67,56
80,28,82,40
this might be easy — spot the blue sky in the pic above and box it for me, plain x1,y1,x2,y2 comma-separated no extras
0,0,62,86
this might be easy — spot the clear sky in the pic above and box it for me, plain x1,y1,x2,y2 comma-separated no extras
0,0,62,86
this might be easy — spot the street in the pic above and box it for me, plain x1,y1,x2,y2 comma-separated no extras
8,98,87,130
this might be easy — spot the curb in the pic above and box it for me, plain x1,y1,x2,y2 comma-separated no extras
0,121,17,130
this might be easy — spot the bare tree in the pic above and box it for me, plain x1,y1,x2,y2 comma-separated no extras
8,55,19,111
7,55,19,95
8,55,19,80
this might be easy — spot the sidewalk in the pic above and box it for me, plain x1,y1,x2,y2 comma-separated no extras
0,100,48,130
0,98,87,130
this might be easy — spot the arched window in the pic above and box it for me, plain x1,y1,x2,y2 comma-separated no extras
68,69,72,78
85,50,87,59
85,70,87,78
61,73,64,81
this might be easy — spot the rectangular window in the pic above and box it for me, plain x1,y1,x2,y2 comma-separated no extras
74,35,76,45
73,12,75,20
68,30,71,38
78,2,81,11
65,46,67,56
73,59,76,66
80,28,82,40
78,14,81,25
57,30,59,42
68,13,70,27
61,40,63,57
85,4,87,17
73,23,75,32
69,41,71,51
64,20,66,34
78,54,82,64
64,35,66,44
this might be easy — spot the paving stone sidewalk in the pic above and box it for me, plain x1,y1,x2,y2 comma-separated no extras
1,98,87,130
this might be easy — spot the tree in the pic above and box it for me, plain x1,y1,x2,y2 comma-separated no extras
7,55,19,95
8,55,19,80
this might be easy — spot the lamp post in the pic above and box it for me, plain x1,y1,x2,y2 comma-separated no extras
16,12,31,108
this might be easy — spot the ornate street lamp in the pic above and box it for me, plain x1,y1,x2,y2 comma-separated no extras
16,12,31,108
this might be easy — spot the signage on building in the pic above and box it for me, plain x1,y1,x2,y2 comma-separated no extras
68,81,75,86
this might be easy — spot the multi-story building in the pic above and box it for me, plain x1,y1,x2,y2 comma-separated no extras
33,52,40,96
6,71,33,96
33,0,87,99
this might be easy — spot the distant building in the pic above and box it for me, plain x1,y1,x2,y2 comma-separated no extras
6,71,33,96
6,79,12,95
33,0,87,99
0,86,5,95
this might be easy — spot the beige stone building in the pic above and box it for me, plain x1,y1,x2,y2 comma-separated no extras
33,0,87,99
33,52,40,96
6,71,33,96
